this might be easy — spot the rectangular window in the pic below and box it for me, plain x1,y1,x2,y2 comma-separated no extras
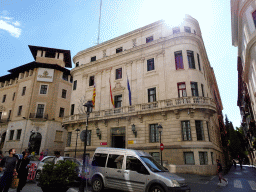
114,95,122,108
55,131,63,141
149,124,159,143
73,80,77,90
146,36,153,43
148,88,156,102
70,104,75,115
17,106,22,116
0,112,2,119
22,87,26,96
16,129,22,140
184,26,191,33
66,132,72,147
181,121,191,141
86,130,91,146
197,54,201,71
62,73,68,81
191,82,199,96
173,27,180,34
149,152,160,163
107,154,124,169
199,152,208,165
116,47,123,53
195,120,204,141
62,89,67,99
8,110,11,120
184,152,195,165
36,104,45,118
89,76,94,86
70,76,73,83
75,62,79,67
207,122,210,142
147,58,155,71
2,95,6,103
9,130,14,140
252,10,256,27
211,152,214,165
12,92,15,101
116,68,122,79
91,56,96,62
187,50,195,69
92,153,108,167
177,82,187,97
59,107,65,117
40,85,48,94
201,84,204,97
175,51,184,70
45,51,55,58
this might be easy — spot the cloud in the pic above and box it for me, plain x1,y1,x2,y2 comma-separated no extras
0,15,21,38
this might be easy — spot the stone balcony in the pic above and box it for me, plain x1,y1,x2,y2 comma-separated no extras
62,97,216,124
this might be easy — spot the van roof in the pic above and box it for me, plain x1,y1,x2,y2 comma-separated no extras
95,147,150,157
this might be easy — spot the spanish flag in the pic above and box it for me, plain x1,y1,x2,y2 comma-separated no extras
92,83,96,108
109,78,115,108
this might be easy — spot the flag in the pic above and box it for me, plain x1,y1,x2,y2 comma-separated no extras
109,78,115,108
92,83,96,108
127,75,132,106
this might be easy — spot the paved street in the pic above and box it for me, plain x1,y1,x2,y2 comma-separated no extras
7,165,256,192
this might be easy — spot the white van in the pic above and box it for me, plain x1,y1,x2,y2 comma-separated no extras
89,147,190,192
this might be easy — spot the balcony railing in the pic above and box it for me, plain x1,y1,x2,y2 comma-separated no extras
29,113,48,119
63,97,216,123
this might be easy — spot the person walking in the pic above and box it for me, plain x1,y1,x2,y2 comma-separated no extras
54,151,64,164
233,159,236,168
16,152,30,192
239,158,243,169
39,150,44,161
0,148,18,192
216,159,228,186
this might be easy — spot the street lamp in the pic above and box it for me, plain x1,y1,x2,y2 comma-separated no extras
74,128,80,159
79,100,93,192
157,124,163,166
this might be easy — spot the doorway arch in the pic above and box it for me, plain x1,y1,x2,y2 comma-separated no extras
29,132,42,154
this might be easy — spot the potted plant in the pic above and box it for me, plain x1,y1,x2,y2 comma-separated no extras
38,160,78,192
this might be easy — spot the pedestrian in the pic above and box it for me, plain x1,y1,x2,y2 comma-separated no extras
239,158,243,169
16,151,30,192
43,149,48,157
0,151,3,163
54,151,64,164
216,159,228,186
0,148,18,192
233,159,236,168
39,150,44,161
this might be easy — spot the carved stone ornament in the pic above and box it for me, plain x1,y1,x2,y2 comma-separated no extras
112,82,125,92
189,109,195,118
103,120,108,127
126,117,131,124
138,115,143,123
161,112,167,120
174,110,180,119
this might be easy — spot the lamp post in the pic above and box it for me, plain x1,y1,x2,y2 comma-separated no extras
157,124,163,166
74,128,80,159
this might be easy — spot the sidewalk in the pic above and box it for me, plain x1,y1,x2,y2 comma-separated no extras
176,172,216,184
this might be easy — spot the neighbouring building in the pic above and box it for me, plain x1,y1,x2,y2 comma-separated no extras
0,45,72,155
63,15,225,175
231,0,256,165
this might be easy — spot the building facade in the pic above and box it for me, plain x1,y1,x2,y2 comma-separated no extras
63,15,224,175
0,46,72,155
231,0,256,165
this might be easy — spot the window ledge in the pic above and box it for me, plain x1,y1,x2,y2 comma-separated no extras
54,141,64,143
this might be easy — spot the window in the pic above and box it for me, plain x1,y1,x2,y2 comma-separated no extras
148,88,156,102
114,95,122,108
36,104,45,118
59,107,65,117
207,122,210,142
116,47,123,53
116,68,122,79
174,51,184,70
89,76,94,86
201,84,204,97
197,54,201,71
73,80,77,90
55,131,63,141
149,124,159,143
184,152,195,165
22,87,26,96
66,132,72,147
16,129,22,140
149,152,160,163
0,112,2,119
45,51,55,58
146,36,153,43
211,152,214,165
9,130,14,140
177,82,187,97
107,154,124,169
17,106,22,116
199,152,208,165
173,27,180,34
43,157,54,163
62,73,68,81
147,58,155,71
2,95,6,103
92,153,108,167
12,92,15,101
75,62,79,67
195,120,204,141
191,82,198,96
252,10,256,27
86,130,91,146
62,89,67,99
70,76,73,83
40,85,48,94
187,50,195,69
181,121,191,141
70,104,75,115
184,26,191,33
126,156,147,174
91,56,96,62
8,110,11,120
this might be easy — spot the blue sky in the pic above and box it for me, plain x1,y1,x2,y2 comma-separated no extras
0,0,240,127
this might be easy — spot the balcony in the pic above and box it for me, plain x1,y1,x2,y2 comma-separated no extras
0,118,10,124
29,113,48,119
63,97,216,123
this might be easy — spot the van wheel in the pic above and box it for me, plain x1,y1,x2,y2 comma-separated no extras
92,177,103,192
149,185,165,192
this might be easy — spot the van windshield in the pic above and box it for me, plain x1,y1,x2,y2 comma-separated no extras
140,156,168,172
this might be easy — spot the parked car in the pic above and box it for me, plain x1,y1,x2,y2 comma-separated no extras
16,154,40,166
89,147,190,192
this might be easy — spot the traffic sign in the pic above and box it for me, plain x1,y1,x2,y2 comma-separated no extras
80,130,87,142
160,143,164,151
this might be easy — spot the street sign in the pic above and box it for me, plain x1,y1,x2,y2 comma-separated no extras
80,130,87,142
100,142,107,145
160,143,164,151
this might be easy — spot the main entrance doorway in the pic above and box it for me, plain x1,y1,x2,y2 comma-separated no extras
29,132,42,154
111,127,125,148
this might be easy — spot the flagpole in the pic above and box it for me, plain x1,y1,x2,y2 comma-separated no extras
97,0,102,45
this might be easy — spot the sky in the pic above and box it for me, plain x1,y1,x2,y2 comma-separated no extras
0,0,240,127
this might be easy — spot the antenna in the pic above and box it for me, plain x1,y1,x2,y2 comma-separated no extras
97,0,103,45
